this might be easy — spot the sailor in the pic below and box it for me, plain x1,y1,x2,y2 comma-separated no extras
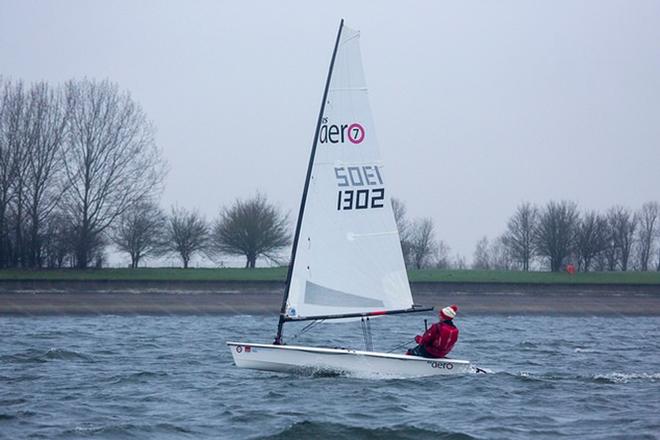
406,304,459,358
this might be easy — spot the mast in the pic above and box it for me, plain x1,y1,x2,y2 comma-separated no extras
275,19,345,344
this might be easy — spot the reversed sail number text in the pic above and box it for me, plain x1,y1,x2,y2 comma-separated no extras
335,165,385,211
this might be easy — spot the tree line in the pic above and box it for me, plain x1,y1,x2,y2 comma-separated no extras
0,78,291,270
4,78,658,272
393,198,660,273
112,195,290,269
110,197,660,273
474,200,660,272
0,78,166,269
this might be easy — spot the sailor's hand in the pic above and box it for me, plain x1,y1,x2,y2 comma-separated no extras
414,335,421,344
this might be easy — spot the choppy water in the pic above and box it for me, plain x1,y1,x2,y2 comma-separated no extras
1,313,659,439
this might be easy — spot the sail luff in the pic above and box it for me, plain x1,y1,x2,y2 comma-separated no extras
275,19,345,344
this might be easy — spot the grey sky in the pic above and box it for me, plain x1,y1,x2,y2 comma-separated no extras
2,0,659,264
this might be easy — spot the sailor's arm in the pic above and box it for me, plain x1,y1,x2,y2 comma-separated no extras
415,324,437,345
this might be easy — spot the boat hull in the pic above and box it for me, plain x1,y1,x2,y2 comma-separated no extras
227,341,471,378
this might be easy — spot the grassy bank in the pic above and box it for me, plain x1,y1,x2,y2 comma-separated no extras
1,267,660,285
0,267,287,282
408,269,660,284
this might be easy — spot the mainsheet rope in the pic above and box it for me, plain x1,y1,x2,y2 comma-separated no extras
288,319,325,342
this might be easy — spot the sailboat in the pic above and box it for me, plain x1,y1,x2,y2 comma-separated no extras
227,20,471,377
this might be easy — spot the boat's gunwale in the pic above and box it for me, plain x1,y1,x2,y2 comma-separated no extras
226,341,470,364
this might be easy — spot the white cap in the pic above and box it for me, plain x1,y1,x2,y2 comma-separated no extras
440,305,458,320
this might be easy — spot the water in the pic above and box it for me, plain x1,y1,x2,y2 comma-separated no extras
1,314,659,439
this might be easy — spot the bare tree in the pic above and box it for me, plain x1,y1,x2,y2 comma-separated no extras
164,207,208,269
391,197,412,266
602,220,618,272
534,200,579,272
502,202,538,271
657,229,660,271
408,217,437,269
62,79,165,268
111,200,166,268
490,236,513,270
435,241,451,269
0,79,18,267
23,82,68,267
472,236,491,270
0,80,68,268
607,206,637,271
452,253,467,270
636,201,659,271
42,210,73,268
575,211,608,272
0,79,27,267
9,84,30,267
211,194,290,268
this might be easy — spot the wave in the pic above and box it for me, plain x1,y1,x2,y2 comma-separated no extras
108,370,169,385
276,364,480,380
0,398,27,406
511,370,660,385
471,365,494,374
259,421,477,440
43,348,92,361
0,410,36,421
0,348,92,363
574,347,608,354
517,340,538,348
280,366,401,380
593,372,660,384
61,422,194,437
514,371,563,385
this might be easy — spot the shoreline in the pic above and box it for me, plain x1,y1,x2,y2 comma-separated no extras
1,281,659,316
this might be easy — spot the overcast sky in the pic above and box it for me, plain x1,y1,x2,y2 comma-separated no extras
2,1,659,265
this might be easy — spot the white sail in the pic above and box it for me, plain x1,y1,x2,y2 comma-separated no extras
285,25,413,320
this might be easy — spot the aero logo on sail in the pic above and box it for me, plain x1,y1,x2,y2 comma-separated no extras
319,121,365,144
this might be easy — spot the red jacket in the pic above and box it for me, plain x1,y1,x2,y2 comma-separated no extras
415,321,459,358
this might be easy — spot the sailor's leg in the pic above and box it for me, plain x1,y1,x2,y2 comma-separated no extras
407,345,425,357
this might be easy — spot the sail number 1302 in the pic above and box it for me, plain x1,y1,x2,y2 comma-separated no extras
335,166,385,211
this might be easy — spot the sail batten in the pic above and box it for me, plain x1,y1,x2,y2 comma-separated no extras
330,87,369,92
283,23,413,322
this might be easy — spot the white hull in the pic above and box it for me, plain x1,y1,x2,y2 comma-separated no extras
227,341,471,378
